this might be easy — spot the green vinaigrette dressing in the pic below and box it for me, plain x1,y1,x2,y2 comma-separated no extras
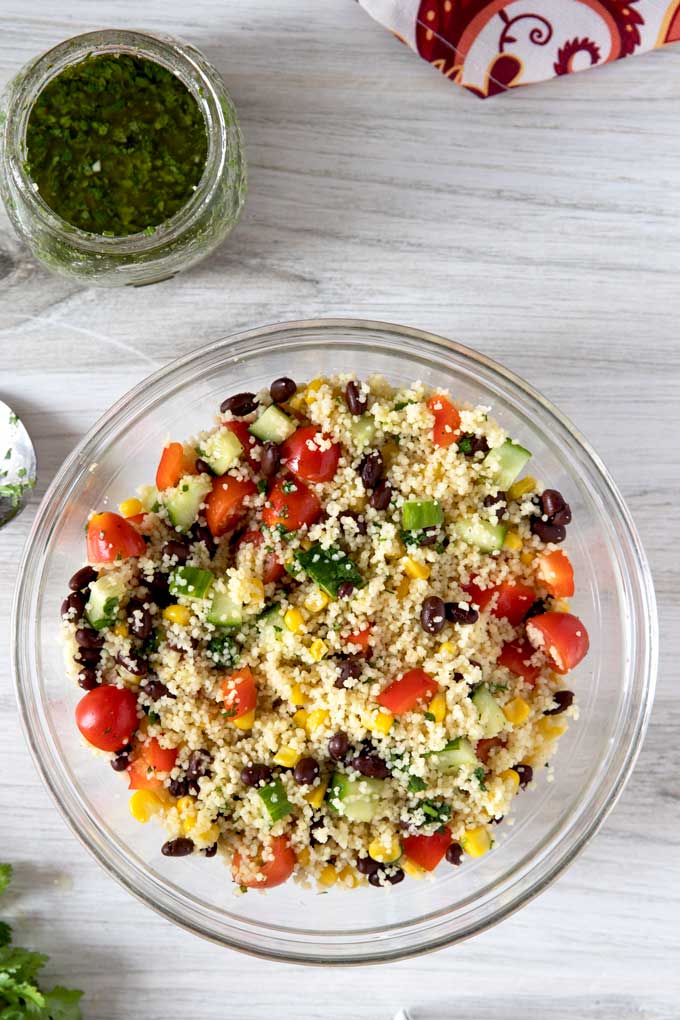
25,53,208,237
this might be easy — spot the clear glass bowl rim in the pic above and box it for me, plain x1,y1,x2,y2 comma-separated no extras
12,318,658,965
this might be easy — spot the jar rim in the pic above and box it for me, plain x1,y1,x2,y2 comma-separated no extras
1,29,230,254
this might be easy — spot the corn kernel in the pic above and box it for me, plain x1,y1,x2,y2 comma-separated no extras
363,710,394,735
503,696,531,726
182,811,198,834
305,587,331,613
402,857,426,880
304,378,324,404
163,604,191,626
306,708,329,733
461,825,492,858
401,556,430,581
499,768,520,794
338,865,359,888
396,575,411,599
112,621,129,638
273,745,302,768
507,476,536,501
520,551,534,566
232,709,255,731
194,823,220,845
243,577,265,606
292,709,308,730
305,778,329,809
284,607,305,634
309,638,328,663
119,497,143,518
552,599,571,613
318,864,338,888
439,640,458,656
176,796,196,815
128,790,163,824
289,683,306,707
368,835,401,864
297,847,311,867
427,692,447,724
503,530,523,552
537,717,568,740
287,391,306,413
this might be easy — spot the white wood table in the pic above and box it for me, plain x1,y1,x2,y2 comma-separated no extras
1,2,677,1017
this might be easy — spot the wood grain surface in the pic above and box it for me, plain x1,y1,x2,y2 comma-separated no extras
0,2,677,1017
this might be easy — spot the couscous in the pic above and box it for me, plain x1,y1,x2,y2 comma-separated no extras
61,374,589,890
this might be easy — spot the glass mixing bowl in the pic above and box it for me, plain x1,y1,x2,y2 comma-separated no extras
12,319,657,964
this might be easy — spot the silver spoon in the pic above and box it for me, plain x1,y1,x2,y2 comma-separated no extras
0,398,37,527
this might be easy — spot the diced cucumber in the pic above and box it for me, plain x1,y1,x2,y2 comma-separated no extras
402,500,443,531
295,543,363,598
163,474,212,532
137,484,160,512
249,405,296,444
258,778,293,823
206,633,240,668
198,428,243,475
455,516,507,552
471,684,507,739
207,589,243,628
484,440,532,491
428,737,480,775
169,566,214,601
85,574,127,631
259,602,285,633
328,773,384,822
350,415,376,448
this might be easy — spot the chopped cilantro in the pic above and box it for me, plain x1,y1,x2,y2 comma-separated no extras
473,766,488,791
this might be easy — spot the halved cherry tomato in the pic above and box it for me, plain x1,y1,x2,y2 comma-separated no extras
537,551,575,599
232,836,296,889
402,830,452,872
141,737,178,773
491,582,536,626
127,757,163,791
526,612,589,674
476,737,505,764
427,395,461,448
376,669,438,716
221,666,257,719
280,426,341,483
236,529,285,584
156,442,195,491
225,420,261,470
344,626,372,653
126,512,147,526
86,512,146,563
262,478,321,532
75,685,138,752
498,638,541,684
205,475,257,538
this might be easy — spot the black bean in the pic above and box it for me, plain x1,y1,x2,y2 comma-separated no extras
144,679,173,701
345,380,368,416
335,657,363,689
530,518,566,544
458,433,489,456
187,749,212,782
61,591,86,620
169,777,190,798
75,647,101,666
369,867,404,887
514,764,533,789
270,377,297,404
161,837,194,857
203,843,218,858
126,600,152,641
552,504,572,527
143,571,172,607
359,451,383,489
111,753,130,772
339,510,367,536
240,763,272,788
116,651,148,677
77,668,99,691
540,489,566,518
69,565,98,591
445,603,479,626
195,458,212,475
524,598,548,622
75,626,104,649
162,540,189,565
417,526,441,547
309,816,328,846
420,595,446,634
189,524,216,558
369,479,392,511
220,392,257,417
293,756,319,786
483,491,507,518
337,581,354,600
545,690,574,715
445,842,463,866
260,442,280,477
328,732,349,761
356,855,381,876
350,754,390,779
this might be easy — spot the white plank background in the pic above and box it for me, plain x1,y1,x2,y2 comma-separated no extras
1,2,678,1017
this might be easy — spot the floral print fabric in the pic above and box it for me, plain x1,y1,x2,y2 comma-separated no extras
358,0,680,96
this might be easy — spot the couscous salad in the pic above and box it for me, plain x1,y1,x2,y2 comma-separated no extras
61,374,588,891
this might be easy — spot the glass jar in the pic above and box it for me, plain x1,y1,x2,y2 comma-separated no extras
0,30,247,287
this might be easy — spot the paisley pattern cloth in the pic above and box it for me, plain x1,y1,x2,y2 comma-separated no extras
358,0,680,96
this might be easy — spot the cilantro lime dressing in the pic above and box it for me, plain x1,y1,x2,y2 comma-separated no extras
25,53,208,237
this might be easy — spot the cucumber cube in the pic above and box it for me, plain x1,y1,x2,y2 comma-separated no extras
249,405,296,444
168,566,214,601
207,589,243,628
350,415,376,448
199,428,243,475
328,773,384,822
85,574,126,631
163,475,213,532
428,737,480,775
401,500,444,531
454,517,507,552
295,544,363,598
471,684,507,739
258,778,293,823
484,440,532,491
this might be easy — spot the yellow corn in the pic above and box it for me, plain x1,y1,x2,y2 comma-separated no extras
500,768,520,794
401,556,430,581
461,825,492,858
273,745,302,768
297,847,311,867
304,378,324,404
182,811,198,834
243,577,265,606
368,835,401,864
507,476,536,501
289,683,306,707
318,864,338,888
194,823,220,845
176,796,195,815
305,587,331,613
305,778,329,810
552,599,571,613
128,790,163,824
113,621,129,638
306,708,329,733
396,575,411,599
427,692,447,724
338,865,359,888
119,497,143,518
537,717,568,740
163,604,191,626
520,550,534,567
439,640,458,656
232,709,255,731
503,530,523,552
284,607,305,634
402,857,426,880
292,709,308,730
309,638,328,663
363,710,394,736
503,696,531,726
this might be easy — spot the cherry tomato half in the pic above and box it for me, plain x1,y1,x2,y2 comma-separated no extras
236,529,285,584
497,638,541,684
536,551,575,599
402,830,452,872
376,669,438,716
462,578,534,626
141,737,178,773
205,475,257,538
343,626,372,654
232,836,296,889
127,757,163,791
221,667,257,720
427,395,461,448
280,427,341,483
86,512,147,563
262,479,321,532
75,685,138,752
526,612,589,674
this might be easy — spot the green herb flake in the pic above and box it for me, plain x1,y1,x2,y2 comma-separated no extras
473,766,488,791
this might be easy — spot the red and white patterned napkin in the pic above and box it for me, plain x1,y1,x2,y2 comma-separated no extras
358,0,680,97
